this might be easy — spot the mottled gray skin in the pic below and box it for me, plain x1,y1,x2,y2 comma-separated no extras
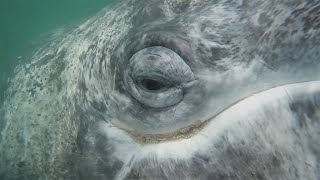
0,0,320,179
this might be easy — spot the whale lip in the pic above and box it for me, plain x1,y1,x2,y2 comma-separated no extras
121,80,320,144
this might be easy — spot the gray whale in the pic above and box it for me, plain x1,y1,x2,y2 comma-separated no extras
0,0,320,179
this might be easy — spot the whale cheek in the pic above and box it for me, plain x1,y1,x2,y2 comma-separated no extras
102,82,320,179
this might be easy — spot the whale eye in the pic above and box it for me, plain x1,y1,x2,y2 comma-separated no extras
139,78,168,91
124,46,194,108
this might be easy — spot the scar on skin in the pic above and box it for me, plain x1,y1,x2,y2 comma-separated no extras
118,120,209,144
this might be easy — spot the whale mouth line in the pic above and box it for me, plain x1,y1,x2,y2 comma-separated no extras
119,119,209,144
118,80,320,144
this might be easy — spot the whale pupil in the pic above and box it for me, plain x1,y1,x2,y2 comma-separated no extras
141,79,164,91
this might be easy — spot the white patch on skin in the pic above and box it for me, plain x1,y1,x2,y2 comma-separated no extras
100,81,320,179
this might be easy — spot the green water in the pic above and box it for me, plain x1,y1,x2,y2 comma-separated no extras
0,0,116,101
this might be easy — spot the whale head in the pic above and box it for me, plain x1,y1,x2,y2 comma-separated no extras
1,0,320,179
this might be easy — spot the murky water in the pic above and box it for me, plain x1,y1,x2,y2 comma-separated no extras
0,0,116,102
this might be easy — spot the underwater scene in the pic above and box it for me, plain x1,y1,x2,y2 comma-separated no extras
0,0,319,179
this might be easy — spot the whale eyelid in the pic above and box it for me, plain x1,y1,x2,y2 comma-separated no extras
148,53,162,57
118,31,195,68
123,46,194,109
